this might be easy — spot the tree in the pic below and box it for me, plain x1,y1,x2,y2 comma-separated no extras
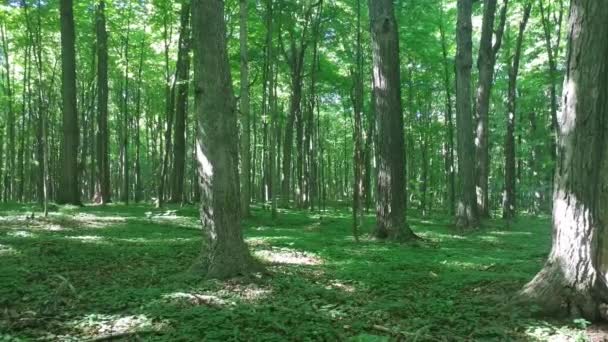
239,0,251,216
475,0,507,217
57,0,80,205
95,0,111,204
454,0,478,228
351,0,364,242
368,0,416,241
169,0,192,204
191,0,261,278
503,2,531,220
521,0,608,320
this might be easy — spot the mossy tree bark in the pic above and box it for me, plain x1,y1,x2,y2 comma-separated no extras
521,0,608,321
191,0,261,279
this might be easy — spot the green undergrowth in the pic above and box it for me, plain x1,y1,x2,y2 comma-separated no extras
0,203,592,341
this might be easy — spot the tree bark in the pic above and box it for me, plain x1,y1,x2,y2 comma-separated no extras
351,0,363,242
455,0,478,228
368,0,416,241
521,0,608,320
238,0,251,216
191,0,261,279
57,0,80,205
439,13,455,215
95,0,111,204
502,2,531,220
475,0,508,217
170,1,192,204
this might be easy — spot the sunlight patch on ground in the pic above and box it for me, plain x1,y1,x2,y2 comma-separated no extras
164,292,232,307
488,230,533,236
164,284,271,307
66,235,109,245
326,280,356,293
113,237,197,243
68,314,167,340
7,230,36,238
145,211,200,229
254,247,323,265
0,243,19,256
524,322,588,341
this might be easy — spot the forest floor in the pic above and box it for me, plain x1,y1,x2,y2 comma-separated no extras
0,203,601,341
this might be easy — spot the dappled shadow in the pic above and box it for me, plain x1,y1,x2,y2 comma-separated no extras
0,203,586,340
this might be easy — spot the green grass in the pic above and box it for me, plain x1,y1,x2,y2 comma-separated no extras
0,203,591,341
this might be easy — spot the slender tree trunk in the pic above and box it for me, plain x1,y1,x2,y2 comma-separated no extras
170,1,192,204
521,0,608,320
454,0,478,228
191,0,261,279
134,37,145,203
158,9,174,208
503,2,531,220
1,22,15,201
238,0,251,216
368,0,416,241
57,0,80,205
475,0,508,217
439,13,455,216
351,0,364,243
539,0,563,167
95,0,111,204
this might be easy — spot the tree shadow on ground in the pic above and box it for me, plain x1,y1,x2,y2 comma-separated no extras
0,203,588,341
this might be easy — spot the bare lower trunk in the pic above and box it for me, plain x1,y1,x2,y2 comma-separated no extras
368,0,416,241
455,0,478,228
191,0,261,279
502,2,530,220
57,0,80,205
475,0,507,217
521,0,608,321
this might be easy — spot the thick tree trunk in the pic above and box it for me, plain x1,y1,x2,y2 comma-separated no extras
368,0,416,241
455,0,478,228
95,0,111,204
475,0,508,217
521,0,608,320
170,1,191,204
238,0,251,216
57,0,80,205
191,0,261,279
502,2,530,220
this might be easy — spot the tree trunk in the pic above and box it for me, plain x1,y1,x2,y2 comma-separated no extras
57,0,80,205
521,0,608,320
191,0,261,279
475,0,508,217
95,0,111,204
351,0,363,242
134,37,145,203
170,1,192,204
238,0,251,216
368,0,416,241
502,2,531,220
539,0,563,167
158,8,175,208
1,22,15,201
439,15,455,215
454,0,478,228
